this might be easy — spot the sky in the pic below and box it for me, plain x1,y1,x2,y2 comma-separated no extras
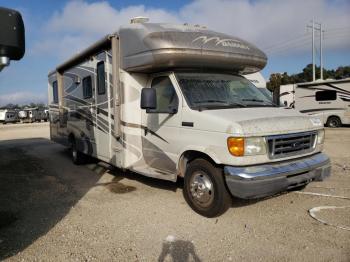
0,0,349,106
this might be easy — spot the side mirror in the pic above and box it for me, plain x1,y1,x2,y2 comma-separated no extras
0,7,25,71
141,88,157,110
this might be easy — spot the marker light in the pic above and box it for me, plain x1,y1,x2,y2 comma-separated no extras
227,137,244,156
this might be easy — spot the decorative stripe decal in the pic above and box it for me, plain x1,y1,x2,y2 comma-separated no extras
300,108,345,113
120,120,168,143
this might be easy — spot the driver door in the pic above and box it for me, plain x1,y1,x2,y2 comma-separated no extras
141,73,182,179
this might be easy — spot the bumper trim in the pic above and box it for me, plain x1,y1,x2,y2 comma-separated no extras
224,153,331,199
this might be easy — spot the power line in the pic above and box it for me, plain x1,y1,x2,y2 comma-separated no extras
262,34,309,51
326,26,350,32
266,39,311,55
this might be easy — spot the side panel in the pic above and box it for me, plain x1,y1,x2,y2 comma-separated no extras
295,81,350,124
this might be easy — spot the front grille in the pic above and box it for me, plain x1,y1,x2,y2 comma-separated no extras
267,131,317,159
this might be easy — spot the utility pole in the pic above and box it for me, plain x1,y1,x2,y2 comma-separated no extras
307,20,323,81
320,23,324,80
312,20,315,82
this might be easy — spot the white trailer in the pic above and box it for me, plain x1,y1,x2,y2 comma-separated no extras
48,19,330,217
0,109,18,124
280,79,350,127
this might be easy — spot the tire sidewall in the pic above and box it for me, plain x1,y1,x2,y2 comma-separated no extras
183,159,230,217
327,117,341,128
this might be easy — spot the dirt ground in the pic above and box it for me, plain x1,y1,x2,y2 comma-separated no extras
0,122,349,261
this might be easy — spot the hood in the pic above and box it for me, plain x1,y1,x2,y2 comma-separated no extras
186,107,323,136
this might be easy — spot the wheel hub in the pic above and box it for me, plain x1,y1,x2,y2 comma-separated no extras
189,172,214,207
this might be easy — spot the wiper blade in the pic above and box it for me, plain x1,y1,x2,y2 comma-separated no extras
242,98,265,103
194,99,229,104
242,98,277,107
194,102,246,111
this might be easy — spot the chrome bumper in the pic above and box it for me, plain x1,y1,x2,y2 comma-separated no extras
224,153,331,199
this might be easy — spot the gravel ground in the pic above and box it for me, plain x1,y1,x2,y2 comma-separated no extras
0,122,349,261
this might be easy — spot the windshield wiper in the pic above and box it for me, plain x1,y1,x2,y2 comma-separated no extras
242,98,265,103
194,101,246,111
194,99,229,104
242,98,277,107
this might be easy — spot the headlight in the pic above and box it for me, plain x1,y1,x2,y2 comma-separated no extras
227,137,266,157
317,129,325,144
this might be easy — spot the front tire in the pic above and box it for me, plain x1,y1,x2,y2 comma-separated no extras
326,116,341,128
183,159,231,217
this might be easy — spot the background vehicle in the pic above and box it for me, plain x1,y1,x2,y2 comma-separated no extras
18,108,46,123
279,78,350,127
0,109,18,124
48,19,330,217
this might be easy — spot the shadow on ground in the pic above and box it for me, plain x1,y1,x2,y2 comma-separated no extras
0,138,101,259
0,137,290,259
158,239,201,262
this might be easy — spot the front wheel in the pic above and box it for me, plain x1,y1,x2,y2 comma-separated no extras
326,116,341,128
183,159,231,217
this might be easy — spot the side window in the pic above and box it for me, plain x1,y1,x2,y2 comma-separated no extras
52,81,59,104
83,76,93,99
150,76,178,113
315,90,337,101
97,61,105,95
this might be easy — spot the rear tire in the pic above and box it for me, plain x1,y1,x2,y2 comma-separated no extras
70,138,85,165
326,116,341,128
183,159,231,217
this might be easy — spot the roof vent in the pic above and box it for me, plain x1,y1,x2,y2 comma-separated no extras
130,17,149,24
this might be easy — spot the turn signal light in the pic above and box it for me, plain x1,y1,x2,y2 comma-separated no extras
227,137,244,156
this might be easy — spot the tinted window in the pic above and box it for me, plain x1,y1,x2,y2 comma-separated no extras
316,90,336,101
52,81,59,104
150,76,178,113
83,76,93,99
97,62,105,95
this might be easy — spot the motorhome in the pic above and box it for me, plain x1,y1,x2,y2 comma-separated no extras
18,108,48,123
0,109,18,124
48,19,330,217
279,78,350,127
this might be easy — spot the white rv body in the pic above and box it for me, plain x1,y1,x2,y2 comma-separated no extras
48,22,330,217
280,79,350,127
0,109,18,124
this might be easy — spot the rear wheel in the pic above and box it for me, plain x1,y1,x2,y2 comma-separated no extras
326,116,341,128
183,159,231,217
70,138,85,165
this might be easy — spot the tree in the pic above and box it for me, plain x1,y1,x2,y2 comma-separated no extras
267,73,282,92
267,64,350,87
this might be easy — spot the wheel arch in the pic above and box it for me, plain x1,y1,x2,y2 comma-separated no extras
177,149,220,178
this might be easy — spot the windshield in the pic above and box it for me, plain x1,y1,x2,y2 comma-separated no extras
258,87,273,101
176,73,274,110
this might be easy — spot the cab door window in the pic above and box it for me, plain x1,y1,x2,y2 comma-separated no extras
149,76,178,113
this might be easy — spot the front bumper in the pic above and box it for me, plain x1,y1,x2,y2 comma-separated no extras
224,153,331,199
